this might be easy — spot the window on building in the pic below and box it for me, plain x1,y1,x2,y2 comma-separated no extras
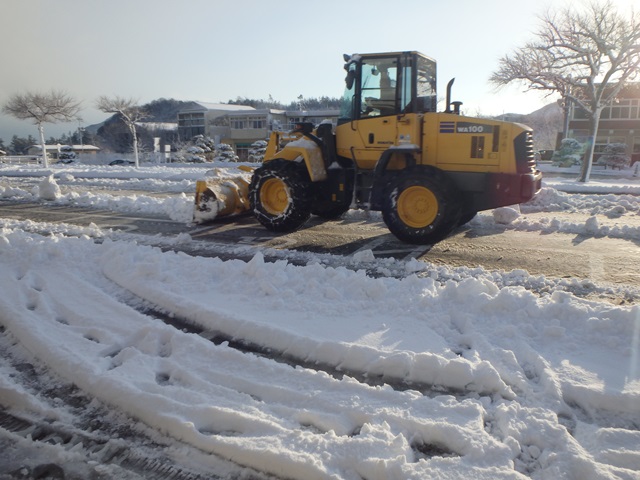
571,107,589,120
286,117,302,130
613,99,638,119
178,112,206,140
232,119,245,129
572,98,640,120
594,135,627,155
602,99,640,120
178,113,205,127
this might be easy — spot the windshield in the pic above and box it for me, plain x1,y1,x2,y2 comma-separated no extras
339,62,357,123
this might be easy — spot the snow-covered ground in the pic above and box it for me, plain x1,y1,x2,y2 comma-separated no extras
1,161,639,479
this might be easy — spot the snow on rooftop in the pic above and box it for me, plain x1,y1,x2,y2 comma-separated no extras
188,101,257,112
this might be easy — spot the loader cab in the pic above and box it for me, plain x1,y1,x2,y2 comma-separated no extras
339,51,437,124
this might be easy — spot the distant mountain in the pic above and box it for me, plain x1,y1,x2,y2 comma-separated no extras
524,102,563,122
143,98,198,122
523,103,563,150
86,98,195,135
489,103,563,150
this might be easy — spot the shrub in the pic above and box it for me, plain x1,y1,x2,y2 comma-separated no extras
597,143,630,170
248,140,268,162
58,145,77,161
213,143,239,162
551,138,583,167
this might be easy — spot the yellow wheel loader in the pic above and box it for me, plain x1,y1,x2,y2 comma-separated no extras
194,51,542,244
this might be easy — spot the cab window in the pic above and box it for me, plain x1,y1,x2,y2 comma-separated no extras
359,57,398,117
415,56,437,112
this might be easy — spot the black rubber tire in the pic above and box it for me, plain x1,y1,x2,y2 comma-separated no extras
249,159,312,232
381,167,462,244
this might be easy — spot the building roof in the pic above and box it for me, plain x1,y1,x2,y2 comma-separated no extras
285,109,340,117
137,122,178,131
30,145,100,152
179,102,256,113
225,108,286,117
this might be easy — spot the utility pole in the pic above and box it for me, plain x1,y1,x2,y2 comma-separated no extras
558,91,571,142
78,125,85,152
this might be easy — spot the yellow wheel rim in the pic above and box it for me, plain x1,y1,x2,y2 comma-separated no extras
397,185,438,228
260,177,290,215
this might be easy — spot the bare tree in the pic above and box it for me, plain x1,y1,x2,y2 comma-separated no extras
96,96,146,167
2,90,81,167
490,1,640,182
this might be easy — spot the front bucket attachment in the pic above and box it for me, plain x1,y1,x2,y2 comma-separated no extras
193,166,253,224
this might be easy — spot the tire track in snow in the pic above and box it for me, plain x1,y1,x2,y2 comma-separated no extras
0,326,268,480
0,231,512,478
136,300,469,398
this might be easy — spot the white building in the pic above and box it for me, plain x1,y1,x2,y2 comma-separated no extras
27,144,100,159
177,102,340,160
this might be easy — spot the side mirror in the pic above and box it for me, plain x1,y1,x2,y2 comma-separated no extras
345,70,356,90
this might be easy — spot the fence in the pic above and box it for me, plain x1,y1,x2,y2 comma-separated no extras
82,152,172,165
0,156,41,165
0,153,173,166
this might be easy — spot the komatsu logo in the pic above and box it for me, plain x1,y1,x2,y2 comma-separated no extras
439,121,494,134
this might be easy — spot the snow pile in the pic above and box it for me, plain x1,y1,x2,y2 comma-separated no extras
524,187,640,214
470,211,640,240
493,206,521,224
37,175,61,200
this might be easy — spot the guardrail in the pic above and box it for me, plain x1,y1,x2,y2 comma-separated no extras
0,156,42,165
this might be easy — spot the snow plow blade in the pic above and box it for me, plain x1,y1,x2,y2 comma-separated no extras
193,166,253,223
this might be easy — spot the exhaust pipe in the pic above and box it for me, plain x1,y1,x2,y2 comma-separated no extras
445,78,455,113
444,78,462,115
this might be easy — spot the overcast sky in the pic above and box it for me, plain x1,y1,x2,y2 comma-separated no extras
1,0,636,142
